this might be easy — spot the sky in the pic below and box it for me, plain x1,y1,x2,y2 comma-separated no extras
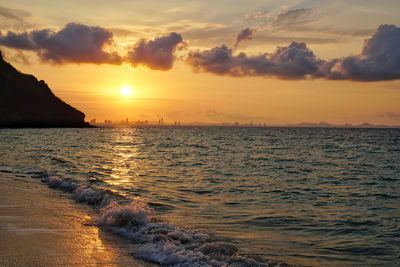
1,0,400,125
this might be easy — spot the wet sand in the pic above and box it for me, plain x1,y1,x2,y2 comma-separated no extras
0,172,154,266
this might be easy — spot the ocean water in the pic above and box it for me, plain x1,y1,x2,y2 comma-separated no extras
1,126,399,266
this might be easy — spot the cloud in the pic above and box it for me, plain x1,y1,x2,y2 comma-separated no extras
31,23,122,64
0,49,31,65
1,19,399,80
0,23,184,70
272,8,315,27
234,28,254,49
378,112,400,120
247,7,371,45
12,50,30,65
245,8,315,27
187,24,400,81
245,11,268,20
0,6,35,31
205,109,274,123
319,24,400,81
0,23,122,64
0,31,36,50
124,32,183,70
187,41,321,79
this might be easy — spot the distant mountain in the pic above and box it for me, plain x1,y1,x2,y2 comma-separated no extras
0,51,90,127
293,121,333,127
287,121,398,128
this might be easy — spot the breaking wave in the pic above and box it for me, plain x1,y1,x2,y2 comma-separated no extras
10,166,266,266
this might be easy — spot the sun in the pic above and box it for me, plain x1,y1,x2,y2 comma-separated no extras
120,85,132,96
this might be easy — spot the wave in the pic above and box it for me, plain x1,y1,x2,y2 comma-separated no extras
10,166,266,266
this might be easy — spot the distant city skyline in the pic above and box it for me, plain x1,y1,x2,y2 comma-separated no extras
89,117,399,128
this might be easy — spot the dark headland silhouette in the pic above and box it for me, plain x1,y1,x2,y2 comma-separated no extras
0,51,91,128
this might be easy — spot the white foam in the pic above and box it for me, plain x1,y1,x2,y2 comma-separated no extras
97,202,264,266
99,201,150,229
46,176,78,192
72,186,109,206
32,172,266,266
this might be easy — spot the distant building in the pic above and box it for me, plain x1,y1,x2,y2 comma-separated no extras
134,120,148,126
90,118,96,125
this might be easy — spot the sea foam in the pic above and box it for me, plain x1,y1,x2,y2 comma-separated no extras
22,169,266,266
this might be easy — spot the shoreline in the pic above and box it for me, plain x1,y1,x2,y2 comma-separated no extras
0,167,272,266
0,172,153,266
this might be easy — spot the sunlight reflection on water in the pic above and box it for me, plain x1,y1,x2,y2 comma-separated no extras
1,126,399,266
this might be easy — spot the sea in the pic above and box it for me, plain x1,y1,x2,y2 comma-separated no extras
0,126,399,266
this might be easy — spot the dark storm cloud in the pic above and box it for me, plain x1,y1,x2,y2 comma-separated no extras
234,28,254,49
0,23,122,64
187,24,400,81
125,32,183,70
187,41,321,79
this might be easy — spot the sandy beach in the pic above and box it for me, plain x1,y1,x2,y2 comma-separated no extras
0,172,154,266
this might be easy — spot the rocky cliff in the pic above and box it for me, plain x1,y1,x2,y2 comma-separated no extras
0,52,90,127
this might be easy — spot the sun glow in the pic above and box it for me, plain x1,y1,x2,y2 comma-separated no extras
120,85,132,96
